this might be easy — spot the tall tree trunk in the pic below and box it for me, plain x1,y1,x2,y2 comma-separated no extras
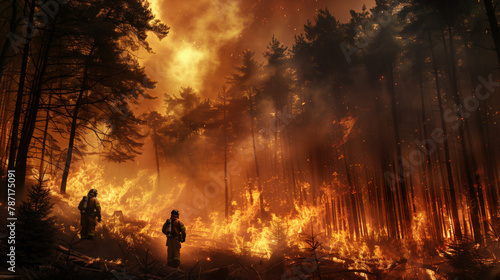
15,15,56,191
153,127,161,189
480,101,500,227
60,50,92,193
0,77,13,171
364,161,378,235
465,122,490,237
280,123,291,205
388,59,412,238
294,142,305,206
284,128,297,203
309,148,317,206
459,24,500,229
274,107,278,173
38,94,52,179
249,89,264,218
383,155,399,239
483,0,500,67
331,196,337,232
418,66,443,243
246,171,253,205
369,75,398,238
357,181,367,238
223,91,229,219
428,28,463,239
0,0,19,85
342,145,360,239
446,24,482,243
5,0,36,199
324,198,331,236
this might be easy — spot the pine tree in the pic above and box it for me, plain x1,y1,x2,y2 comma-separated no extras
17,181,56,267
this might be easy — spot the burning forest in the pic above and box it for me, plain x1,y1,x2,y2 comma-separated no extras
1,0,500,279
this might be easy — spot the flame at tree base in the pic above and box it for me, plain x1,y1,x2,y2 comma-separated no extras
43,161,460,280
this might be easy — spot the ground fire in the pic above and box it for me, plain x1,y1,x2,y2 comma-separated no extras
1,0,500,279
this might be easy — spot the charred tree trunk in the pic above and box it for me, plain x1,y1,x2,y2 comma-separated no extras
60,47,93,193
5,0,36,199
479,102,500,227
331,196,337,232
280,120,291,205
309,148,317,206
0,0,19,85
246,171,253,205
15,15,56,191
284,128,297,204
429,28,463,240
249,89,264,218
153,127,161,188
459,24,500,230
382,156,399,239
223,91,229,219
342,145,360,239
357,182,367,238
483,0,500,67
418,66,443,243
388,59,412,238
369,75,398,238
274,107,278,173
38,94,52,179
445,24,482,243
364,152,380,236
0,77,13,173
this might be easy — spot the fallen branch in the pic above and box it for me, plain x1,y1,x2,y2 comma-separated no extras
236,259,262,280
77,266,104,273
237,259,251,272
263,259,286,274
247,265,263,280
164,270,182,278
410,261,451,277
55,244,123,273
188,261,199,279
56,245,91,261
386,258,407,273
321,269,380,278
201,265,232,275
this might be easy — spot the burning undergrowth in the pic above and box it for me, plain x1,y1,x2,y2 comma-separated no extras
36,162,500,279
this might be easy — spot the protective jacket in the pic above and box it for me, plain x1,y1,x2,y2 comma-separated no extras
165,217,186,268
80,194,101,239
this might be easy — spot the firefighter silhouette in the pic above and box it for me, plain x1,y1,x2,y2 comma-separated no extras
78,189,102,240
162,209,186,268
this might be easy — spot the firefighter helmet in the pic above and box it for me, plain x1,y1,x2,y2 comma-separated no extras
88,189,98,197
171,209,179,216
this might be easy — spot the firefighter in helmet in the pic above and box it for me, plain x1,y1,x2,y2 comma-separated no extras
78,189,102,240
162,209,186,268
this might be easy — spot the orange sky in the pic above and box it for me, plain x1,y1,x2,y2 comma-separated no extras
139,0,374,112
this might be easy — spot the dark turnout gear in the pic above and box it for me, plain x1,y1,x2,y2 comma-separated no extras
163,212,186,268
79,190,101,240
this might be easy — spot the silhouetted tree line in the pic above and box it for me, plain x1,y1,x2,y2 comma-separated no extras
0,0,168,195
144,0,500,245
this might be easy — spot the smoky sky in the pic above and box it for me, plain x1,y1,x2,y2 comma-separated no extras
140,0,374,112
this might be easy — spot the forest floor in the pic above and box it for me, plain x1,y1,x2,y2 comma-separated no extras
2,199,500,279
3,220,500,280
